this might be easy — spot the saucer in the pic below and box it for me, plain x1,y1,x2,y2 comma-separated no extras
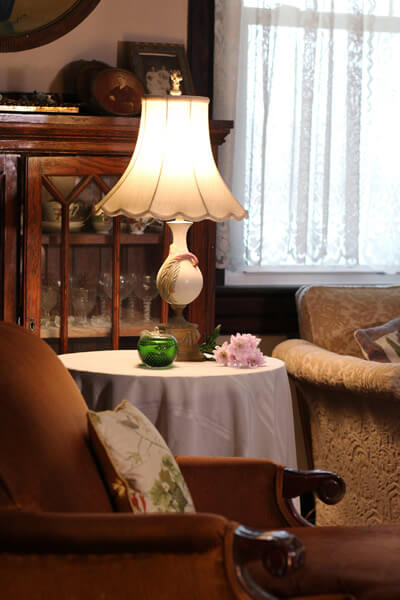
42,221,85,233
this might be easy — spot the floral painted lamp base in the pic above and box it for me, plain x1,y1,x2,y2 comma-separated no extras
156,220,204,362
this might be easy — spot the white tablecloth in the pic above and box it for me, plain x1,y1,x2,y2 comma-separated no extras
59,350,297,468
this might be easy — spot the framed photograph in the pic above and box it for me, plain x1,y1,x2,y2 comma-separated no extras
124,42,195,96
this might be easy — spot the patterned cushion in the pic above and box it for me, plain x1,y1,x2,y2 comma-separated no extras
88,400,195,514
354,317,400,363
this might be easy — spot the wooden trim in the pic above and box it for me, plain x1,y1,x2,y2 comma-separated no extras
60,203,69,354
187,0,215,101
112,217,121,349
24,157,43,335
160,223,170,324
188,220,216,338
216,286,299,337
1,155,18,322
0,114,231,156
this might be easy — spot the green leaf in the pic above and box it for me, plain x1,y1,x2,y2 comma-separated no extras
171,484,188,512
150,479,166,506
200,324,222,354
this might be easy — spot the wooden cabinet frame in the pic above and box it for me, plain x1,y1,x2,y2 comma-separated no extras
0,154,19,323
0,114,232,351
24,155,134,353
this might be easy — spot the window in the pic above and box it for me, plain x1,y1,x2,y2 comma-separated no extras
214,0,400,284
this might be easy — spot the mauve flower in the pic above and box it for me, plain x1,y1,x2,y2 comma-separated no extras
214,333,265,368
244,348,266,368
227,352,239,368
229,334,247,354
230,333,261,354
243,333,261,349
213,341,230,365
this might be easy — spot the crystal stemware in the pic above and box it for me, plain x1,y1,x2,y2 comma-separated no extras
135,274,158,323
94,273,111,327
41,284,57,328
71,286,96,326
101,272,135,322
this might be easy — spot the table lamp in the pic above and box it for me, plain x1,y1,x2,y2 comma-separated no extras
96,93,247,360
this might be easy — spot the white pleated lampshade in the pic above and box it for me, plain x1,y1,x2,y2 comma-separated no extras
96,95,248,222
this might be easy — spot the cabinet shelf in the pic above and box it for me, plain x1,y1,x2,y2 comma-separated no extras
40,322,152,339
41,232,162,246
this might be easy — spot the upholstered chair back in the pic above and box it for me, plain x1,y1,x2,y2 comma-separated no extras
296,285,400,357
0,322,113,513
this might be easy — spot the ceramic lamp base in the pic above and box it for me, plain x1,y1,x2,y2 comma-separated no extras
156,220,205,361
159,309,204,362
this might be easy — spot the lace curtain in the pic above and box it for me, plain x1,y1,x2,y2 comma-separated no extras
214,0,400,273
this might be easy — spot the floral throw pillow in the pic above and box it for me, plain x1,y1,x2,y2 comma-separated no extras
354,317,400,363
87,400,195,514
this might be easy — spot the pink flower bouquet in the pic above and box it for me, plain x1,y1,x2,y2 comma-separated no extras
213,333,265,368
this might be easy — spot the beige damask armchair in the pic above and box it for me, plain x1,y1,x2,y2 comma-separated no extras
273,285,400,526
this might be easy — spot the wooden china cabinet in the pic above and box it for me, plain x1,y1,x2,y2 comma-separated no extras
0,113,232,353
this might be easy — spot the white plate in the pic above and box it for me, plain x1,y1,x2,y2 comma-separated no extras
42,221,85,233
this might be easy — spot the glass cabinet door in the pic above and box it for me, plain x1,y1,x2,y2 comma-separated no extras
24,155,165,354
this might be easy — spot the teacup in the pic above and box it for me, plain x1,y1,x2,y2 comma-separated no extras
42,200,82,223
91,208,113,233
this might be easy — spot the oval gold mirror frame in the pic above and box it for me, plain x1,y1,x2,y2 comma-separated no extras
0,0,101,52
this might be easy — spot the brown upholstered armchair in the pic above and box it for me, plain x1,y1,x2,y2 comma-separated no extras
273,285,400,526
4,320,400,599
0,321,343,600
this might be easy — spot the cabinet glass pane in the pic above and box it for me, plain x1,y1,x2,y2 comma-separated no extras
38,170,164,352
70,176,117,352
120,245,162,336
40,241,61,345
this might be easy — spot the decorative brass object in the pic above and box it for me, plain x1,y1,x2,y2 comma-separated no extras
169,70,183,96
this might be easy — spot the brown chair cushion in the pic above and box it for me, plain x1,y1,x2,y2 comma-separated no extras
0,322,113,513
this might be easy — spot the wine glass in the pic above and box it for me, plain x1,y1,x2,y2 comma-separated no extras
124,273,138,323
94,273,112,327
72,286,96,326
41,284,57,328
102,272,135,322
135,274,158,323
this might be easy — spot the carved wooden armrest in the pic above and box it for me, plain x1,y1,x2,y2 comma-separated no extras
276,468,346,526
234,525,305,600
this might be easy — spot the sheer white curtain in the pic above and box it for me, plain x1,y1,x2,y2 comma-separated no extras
214,0,400,277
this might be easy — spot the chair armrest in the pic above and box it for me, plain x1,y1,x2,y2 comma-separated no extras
0,511,226,554
177,456,345,529
278,468,345,527
233,525,304,600
273,338,400,396
247,524,400,599
0,511,304,600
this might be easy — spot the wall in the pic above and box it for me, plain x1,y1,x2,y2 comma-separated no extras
0,0,188,93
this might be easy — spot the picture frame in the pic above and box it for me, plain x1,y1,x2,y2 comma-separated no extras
0,0,100,52
123,42,195,96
